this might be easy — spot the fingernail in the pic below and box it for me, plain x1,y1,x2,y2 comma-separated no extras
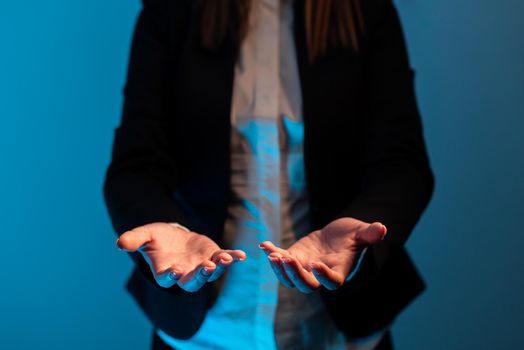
201,267,211,276
168,271,179,280
116,238,123,251
258,244,264,249
281,258,291,264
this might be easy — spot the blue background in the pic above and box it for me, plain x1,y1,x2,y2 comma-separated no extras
1,0,523,349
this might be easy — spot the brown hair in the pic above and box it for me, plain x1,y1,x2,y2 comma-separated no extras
199,0,365,63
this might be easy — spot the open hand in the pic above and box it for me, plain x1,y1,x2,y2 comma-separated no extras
259,218,386,293
116,222,246,292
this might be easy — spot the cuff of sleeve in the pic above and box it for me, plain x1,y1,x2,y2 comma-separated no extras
168,222,191,232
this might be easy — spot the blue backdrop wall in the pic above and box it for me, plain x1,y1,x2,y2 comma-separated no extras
1,0,523,349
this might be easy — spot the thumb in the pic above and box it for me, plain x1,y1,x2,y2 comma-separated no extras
116,228,152,252
355,222,387,246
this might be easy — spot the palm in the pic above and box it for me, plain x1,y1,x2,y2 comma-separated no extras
140,224,221,273
259,218,387,292
291,218,376,280
117,222,246,291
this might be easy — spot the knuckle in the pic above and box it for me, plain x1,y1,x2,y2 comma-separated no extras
180,284,199,292
153,268,165,276
154,277,171,288
280,279,293,288
178,284,191,292
326,283,339,291
152,263,171,277
297,286,312,294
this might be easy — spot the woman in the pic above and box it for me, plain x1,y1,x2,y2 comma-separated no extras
104,0,434,349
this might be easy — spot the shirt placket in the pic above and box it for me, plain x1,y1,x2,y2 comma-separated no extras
252,0,282,348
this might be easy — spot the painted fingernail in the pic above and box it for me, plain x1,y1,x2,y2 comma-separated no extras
201,267,211,276
168,271,179,280
281,258,291,264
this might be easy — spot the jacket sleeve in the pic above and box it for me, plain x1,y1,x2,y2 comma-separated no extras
103,0,191,241
336,0,434,269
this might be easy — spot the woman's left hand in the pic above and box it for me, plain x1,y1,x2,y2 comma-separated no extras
259,217,387,293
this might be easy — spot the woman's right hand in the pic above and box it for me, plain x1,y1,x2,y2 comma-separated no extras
116,222,246,292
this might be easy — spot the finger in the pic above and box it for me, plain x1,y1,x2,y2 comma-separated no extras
207,266,226,282
258,241,288,256
147,259,178,288
224,249,247,261
281,257,320,293
208,252,234,282
178,261,216,292
267,255,294,288
309,262,344,290
116,228,152,252
355,222,387,246
211,251,234,265
268,251,290,259
155,267,182,289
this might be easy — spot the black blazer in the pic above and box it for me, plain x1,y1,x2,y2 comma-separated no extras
104,0,434,340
